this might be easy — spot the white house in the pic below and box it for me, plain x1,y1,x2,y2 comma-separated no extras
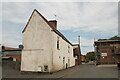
21,9,75,72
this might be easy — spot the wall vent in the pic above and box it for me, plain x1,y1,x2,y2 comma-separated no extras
44,65,48,71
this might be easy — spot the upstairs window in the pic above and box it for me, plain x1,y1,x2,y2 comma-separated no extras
68,45,70,53
68,58,70,64
57,36,60,50
63,57,65,65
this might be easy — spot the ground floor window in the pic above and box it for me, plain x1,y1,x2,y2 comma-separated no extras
63,57,65,65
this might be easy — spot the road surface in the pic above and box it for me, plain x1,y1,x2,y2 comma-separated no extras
63,64,118,78
2,64,119,79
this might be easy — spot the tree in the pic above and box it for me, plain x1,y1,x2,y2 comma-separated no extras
85,51,95,62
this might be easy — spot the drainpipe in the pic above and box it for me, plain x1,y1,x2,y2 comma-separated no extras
51,30,54,73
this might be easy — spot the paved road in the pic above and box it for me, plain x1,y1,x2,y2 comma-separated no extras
2,64,119,78
63,64,118,78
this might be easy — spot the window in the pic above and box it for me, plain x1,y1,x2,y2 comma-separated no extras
57,36,60,50
59,56,61,58
63,57,65,65
68,58,70,64
68,45,70,53
68,58,70,67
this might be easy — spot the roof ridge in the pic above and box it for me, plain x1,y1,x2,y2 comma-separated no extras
22,9,73,46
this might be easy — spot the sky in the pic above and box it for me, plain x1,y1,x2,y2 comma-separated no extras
1,1,119,55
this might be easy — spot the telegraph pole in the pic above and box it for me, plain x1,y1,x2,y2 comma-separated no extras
78,35,81,64
54,14,57,20
94,37,97,65
78,35,80,45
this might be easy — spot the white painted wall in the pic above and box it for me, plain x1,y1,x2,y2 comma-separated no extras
21,11,53,72
21,10,75,72
52,32,75,71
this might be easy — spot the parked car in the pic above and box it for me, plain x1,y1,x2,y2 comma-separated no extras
117,61,120,70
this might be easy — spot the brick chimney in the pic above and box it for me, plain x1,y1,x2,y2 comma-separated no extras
49,20,57,29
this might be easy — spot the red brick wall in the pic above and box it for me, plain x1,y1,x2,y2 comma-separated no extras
99,44,120,64
6,55,21,61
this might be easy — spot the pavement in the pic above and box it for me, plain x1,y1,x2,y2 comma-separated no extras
2,64,120,78
97,64,117,67
2,65,80,78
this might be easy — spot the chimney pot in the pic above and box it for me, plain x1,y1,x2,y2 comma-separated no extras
49,20,57,29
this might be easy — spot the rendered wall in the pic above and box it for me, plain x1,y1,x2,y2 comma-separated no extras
21,11,53,72
21,10,75,72
52,32,75,71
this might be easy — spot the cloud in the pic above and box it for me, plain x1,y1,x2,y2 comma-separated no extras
81,46,94,55
2,2,118,54
80,37,94,46
2,3,34,24
2,2,118,33
1,0,119,2
32,2,118,35
2,32,22,46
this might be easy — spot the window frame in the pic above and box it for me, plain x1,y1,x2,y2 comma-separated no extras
68,45,70,53
57,36,60,50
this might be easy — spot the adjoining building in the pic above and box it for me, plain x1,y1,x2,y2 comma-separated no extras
2,46,22,61
73,44,82,65
2,46,22,70
94,36,120,64
21,9,78,72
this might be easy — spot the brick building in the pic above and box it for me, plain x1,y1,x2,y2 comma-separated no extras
2,46,22,70
2,46,22,61
73,44,82,65
94,36,120,64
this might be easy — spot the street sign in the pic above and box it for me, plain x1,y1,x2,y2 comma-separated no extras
101,53,107,56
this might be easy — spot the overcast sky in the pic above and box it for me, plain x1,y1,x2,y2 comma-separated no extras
1,1,118,55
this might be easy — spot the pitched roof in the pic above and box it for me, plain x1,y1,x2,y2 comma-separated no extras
73,44,80,46
22,9,73,46
73,44,80,49
109,36,120,40
3,47,22,51
4,47,15,49
95,36,120,43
